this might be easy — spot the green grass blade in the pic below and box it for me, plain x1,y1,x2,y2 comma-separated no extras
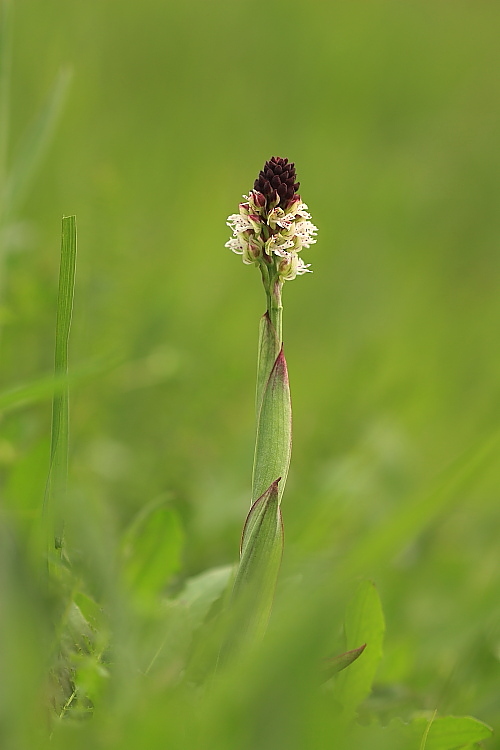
44,215,77,550
251,347,292,504
2,67,71,221
334,580,385,721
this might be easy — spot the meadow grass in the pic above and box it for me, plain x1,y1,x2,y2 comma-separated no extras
1,1,500,748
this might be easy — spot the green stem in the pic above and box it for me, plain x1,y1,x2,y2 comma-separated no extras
266,279,282,345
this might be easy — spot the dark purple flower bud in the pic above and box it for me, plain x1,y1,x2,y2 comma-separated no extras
253,156,300,209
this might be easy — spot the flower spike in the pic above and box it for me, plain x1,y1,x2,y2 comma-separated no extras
226,156,318,282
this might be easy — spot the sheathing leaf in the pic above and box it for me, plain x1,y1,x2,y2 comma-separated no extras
252,348,291,505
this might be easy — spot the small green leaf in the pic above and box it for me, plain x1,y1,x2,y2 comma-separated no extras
322,644,366,680
347,712,492,750
178,565,234,631
334,580,385,720
230,479,284,643
252,348,292,504
412,715,493,750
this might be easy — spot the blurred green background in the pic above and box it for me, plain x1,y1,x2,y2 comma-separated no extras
1,0,500,746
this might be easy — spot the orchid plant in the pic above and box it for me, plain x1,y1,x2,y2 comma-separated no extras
224,157,318,643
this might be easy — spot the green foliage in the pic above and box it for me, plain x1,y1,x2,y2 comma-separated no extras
323,643,366,679
1,0,500,748
334,580,385,721
415,715,493,750
122,498,184,603
252,347,292,504
229,479,284,645
255,312,280,419
177,564,233,631
44,215,76,550
351,715,493,750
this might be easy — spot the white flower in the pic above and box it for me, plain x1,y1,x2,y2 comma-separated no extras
226,213,253,235
294,220,318,249
266,235,295,255
225,237,247,255
296,257,312,275
296,202,312,220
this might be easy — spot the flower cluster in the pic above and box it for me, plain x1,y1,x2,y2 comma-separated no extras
225,157,318,281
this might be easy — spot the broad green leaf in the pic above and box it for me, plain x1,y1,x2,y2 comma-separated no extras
178,565,234,631
122,500,184,602
350,716,492,750
44,215,77,550
255,311,280,419
3,67,71,220
412,715,493,750
252,348,292,504
334,580,385,720
323,644,366,680
230,479,284,643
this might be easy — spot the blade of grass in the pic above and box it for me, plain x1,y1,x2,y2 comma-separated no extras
44,215,77,554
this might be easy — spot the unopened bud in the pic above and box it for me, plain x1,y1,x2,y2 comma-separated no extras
248,214,263,235
277,252,299,281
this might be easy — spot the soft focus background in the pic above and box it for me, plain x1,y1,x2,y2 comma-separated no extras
1,0,500,747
